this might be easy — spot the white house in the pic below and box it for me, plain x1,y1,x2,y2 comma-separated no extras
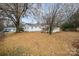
24,23,42,32
52,27,61,32
3,27,16,32
3,23,61,32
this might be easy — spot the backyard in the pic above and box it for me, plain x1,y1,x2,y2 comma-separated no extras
0,32,79,56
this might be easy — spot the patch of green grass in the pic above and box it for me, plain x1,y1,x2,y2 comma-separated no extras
0,46,26,56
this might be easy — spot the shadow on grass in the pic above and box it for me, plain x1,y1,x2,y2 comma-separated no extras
72,39,79,56
0,33,5,42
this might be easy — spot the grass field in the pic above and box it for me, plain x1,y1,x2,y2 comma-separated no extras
0,32,79,56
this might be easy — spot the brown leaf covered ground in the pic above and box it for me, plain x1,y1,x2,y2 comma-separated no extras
0,32,79,56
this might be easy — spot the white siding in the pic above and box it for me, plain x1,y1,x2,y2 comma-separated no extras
24,26,60,32
52,27,60,32
24,26,42,32
4,27,16,32
4,25,61,32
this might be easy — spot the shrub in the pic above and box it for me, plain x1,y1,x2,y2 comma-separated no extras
61,22,76,31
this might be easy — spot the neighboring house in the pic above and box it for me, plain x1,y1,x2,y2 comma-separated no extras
3,27,16,32
52,27,61,32
2,18,61,32
3,23,61,32
24,23,42,32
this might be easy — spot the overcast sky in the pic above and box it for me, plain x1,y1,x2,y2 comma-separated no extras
22,3,79,24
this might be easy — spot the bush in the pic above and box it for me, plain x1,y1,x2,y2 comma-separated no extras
61,22,76,31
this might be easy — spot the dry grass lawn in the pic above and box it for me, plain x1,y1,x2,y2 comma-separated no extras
0,32,79,56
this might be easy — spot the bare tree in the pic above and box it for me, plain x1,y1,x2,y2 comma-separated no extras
41,3,78,35
0,18,4,32
0,18,4,40
68,8,79,28
0,3,29,32
40,4,62,34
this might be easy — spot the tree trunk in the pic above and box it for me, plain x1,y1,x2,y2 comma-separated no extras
15,3,20,33
16,20,20,33
49,24,52,35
